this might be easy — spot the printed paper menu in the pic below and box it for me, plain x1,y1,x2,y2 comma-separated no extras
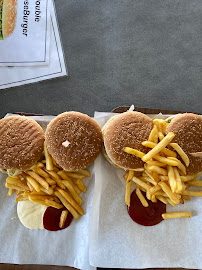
0,0,51,66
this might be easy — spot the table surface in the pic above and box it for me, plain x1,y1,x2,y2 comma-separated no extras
0,0,202,269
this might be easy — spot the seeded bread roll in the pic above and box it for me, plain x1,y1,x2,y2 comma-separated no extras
0,116,44,171
45,112,102,171
2,0,17,38
166,113,202,174
102,111,153,170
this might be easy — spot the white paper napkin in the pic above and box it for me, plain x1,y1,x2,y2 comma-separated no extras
0,113,95,270
90,111,202,269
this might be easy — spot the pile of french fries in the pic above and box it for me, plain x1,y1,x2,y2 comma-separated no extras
5,144,90,228
124,118,202,220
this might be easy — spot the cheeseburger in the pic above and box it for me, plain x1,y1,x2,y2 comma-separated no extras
166,113,202,174
0,0,17,40
45,112,102,171
102,111,153,170
0,115,44,175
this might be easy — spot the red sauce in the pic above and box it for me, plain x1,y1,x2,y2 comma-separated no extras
43,207,73,231
127,190,166,226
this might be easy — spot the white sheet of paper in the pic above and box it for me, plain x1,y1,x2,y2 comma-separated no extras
90,111,202,269
0,0,67,90
0,114,95,270
0,0,51,66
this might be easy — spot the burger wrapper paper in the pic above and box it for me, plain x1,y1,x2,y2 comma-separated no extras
0,114,95,270
90,111,202,269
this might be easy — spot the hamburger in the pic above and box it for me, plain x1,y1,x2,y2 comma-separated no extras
166,113,202,174
102,111,153,170
45,112,102,171
0,0,17,40
0,115,44,175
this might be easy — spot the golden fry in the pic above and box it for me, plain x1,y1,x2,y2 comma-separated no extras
162,212,191,219
153,155,179,166
136,187,148,207
158,181,179,204
142,132,175,162
57,188,84,216
188,180,202,187
27,171,49,190
148,125,158,143
44,143,54,170
63,180,82,205
170,143,190,167
132,176,151,191
142,141,177,157
150,185,161,194
71,169,91,177
156,195,168,204
168,166,177,193
8,188,14,196
182,190,202,197
16,195,29,202
45,170,65,189
147,165,167,176
125,180,131,206
173,167,182,193
65,172,86,179
75,178,86,192
59,210,68,228
124,147,145,158
26,175,41,192
45,199,63,209
181,173,201,182
54,191,79,220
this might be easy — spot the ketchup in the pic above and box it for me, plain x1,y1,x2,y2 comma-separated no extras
43,207,73,231
127,190,166,226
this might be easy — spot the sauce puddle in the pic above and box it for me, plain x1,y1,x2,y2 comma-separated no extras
43,207,73,231
127,189,166,226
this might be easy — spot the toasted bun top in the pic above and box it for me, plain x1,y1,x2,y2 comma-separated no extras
166,113,202,174
103,111,153,170
45,112,102,171
2,0,17,38
0,116,44,171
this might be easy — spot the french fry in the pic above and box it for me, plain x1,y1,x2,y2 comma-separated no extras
153,155,179,166
45,177,56,185
125,180,131,206
170,143,190,167
151,194,157,203
124,147,145,158
148,125,158,143
159,175,169,181
147,165,168,176
5,182,25,191
36,167,49,178
65,172,86,180
75,178,86,192
45,199,63,209
153,119,163,133
142,141,177,157
26,175,41,192
28,196,50,207
166,198,176,207
8,188,14,196
139,176,157,186
188,180,202,187
132,176,151,191
136,187,148,207
59,210,68,228
123,172,129,180
63,180,82,205
162,212,191,219
6,177,29,190
39,186,54,195
28,194,54,201
27,171,49,190
143,169,158,185
181,173,201,182
142,132,175,162
158,181,179,204
54,191,79,220
71,169,91,177
31,190,47,196
168,157,186,175
156,195,168,204
173,167,182,193
182,195,191,201
16,190,23,196
44,143,54,170
58,171,82,195
16,195,29,202
57,188,84,216
45,170,65,189
182,190,202,197
150,185,161,194
167,166,177,193
147,160,166,167
158,131,164,141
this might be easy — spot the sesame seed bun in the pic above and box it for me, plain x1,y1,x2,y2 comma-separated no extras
45,112,102,171
102,111,153,170
0,116,44,171
2,0,17,38
166,113,202,174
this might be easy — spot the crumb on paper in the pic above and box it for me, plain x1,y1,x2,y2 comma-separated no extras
11,217,17,220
